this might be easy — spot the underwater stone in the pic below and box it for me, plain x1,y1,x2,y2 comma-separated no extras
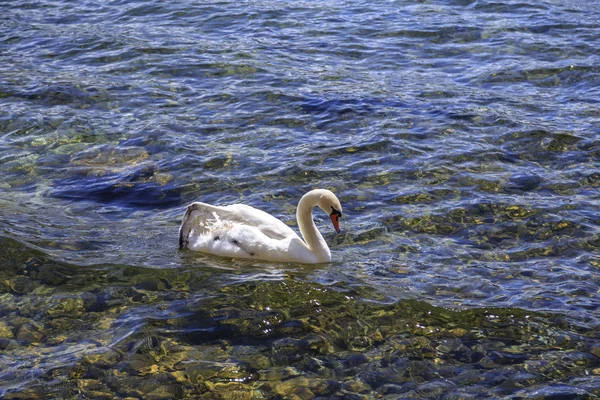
169,371,188,383
271,338,309,365
299,356,335,377
275,376,310,397
217,364,258,382
33,264,70,286
144,384,187,399
489,351,528,366
156,346,195,371
310,379,342,396
435,338,464,354
357,367,405,389
16,321,45,343
508,174,542,191
135,278,171,292
448,328,468,337
0,279,10,293
120,353,157,376
230,345,272,370
342,379,372,394
69,362,88,379
0,338,19,350
83,290,128,312
45,297,85,318
84,349,122,368
292,385,315,400
81,364,109,380
342,353,369,368
304,333,334,355
186,362,256,385
347,335,373,351
0,321,15,338
377,383,416,395
10,276,38,294
208,383,254,400
454,369,481,385
481,354,503,369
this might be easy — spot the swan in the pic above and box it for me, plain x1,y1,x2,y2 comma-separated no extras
178,189,343,264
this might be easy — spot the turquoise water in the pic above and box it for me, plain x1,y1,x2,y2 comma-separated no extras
1,0,599,398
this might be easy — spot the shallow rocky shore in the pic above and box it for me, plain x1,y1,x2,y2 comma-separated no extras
1,238,598,399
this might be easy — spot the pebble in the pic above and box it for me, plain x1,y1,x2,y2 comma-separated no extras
448,328,468,337
0,321,14,338
45,297,85,318
311,379,342,396
15,321,45,343
121,354,157,376
209,383,254,400
342,379,371,394
0,338,19,352
488,351,528,365
377,383,415,395
274,376,309,397
10,276,38,294
454,369,481,385
84,349,122,367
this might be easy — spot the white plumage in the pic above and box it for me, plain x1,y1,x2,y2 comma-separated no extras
179,189,343,264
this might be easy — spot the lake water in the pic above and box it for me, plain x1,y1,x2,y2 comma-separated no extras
1,0,599,398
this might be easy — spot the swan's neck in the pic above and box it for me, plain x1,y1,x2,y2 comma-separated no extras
297,191,331,263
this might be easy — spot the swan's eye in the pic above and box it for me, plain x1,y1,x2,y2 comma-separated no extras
330,207,342,218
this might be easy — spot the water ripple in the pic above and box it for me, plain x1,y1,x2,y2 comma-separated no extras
1,0,600,397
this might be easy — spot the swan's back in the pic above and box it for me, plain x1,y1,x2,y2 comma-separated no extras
179,202,314,262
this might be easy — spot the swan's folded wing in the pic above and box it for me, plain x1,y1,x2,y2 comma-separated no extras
221,204,298,240
179,202,298,249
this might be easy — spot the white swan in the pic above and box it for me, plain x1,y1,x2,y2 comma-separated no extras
179,189,343,264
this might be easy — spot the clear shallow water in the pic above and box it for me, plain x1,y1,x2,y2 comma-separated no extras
1,0,599,398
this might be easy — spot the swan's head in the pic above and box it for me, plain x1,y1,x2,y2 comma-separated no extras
316,190,343,233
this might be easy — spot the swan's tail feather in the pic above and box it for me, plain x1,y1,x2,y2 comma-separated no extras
179,203,197,249
179,202,227,249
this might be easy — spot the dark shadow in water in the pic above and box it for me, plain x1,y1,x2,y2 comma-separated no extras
49,164,182,209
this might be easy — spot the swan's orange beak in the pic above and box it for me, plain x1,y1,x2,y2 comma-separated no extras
330,213,341,233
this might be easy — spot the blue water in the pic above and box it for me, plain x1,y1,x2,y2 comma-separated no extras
1,0,599,398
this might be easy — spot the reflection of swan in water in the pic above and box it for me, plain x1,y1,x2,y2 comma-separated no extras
179,189,343,264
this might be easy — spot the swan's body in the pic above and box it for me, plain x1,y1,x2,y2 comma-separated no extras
179,189,343,264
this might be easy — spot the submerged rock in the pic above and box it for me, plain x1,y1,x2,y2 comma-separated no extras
274,376,310,397
508,173,542,191
311,379,342,396
16,321,45,343
120,354,159,377
10,276,38,294
45,297,85,318
0,321,15,338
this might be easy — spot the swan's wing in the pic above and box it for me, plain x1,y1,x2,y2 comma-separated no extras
179,202,298,249
224,204,298,238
